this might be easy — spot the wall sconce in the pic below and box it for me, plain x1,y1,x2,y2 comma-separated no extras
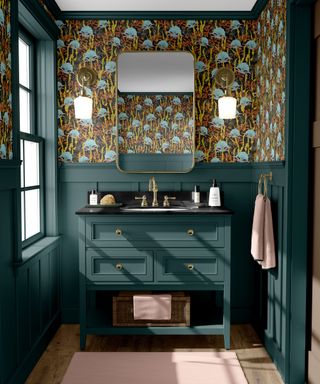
215,68,237,119
74,67,97,119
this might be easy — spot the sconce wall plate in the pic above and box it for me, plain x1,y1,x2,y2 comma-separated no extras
215,67,235,88
76,67,97,88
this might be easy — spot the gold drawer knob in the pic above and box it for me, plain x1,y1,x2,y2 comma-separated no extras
115,263,123,270
187,229,194,236
186,264,194,271
115,228,122,236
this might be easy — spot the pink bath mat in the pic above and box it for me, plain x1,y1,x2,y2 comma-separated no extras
61,352,248,384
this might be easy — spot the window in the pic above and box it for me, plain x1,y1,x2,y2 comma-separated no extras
19,29,44,245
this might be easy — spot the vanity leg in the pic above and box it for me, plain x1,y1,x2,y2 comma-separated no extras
224,329,230,350
223,281,231,349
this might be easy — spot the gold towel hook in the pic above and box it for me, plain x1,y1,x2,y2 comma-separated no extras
259,172,272,199
258,175,263,195
263,175,268,199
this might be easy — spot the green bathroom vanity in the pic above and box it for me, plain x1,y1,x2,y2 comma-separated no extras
76,201,232,350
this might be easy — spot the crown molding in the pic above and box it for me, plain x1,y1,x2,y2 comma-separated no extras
45,0,62,19
60,10,256,20
49,0,270,20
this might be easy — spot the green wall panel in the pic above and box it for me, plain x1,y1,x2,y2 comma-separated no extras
16,271,30,364
251,166,287,378
0,189,18,383
0,184,61,384
40,253,51,328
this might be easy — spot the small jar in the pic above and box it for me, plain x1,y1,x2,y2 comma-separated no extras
193,185,200,204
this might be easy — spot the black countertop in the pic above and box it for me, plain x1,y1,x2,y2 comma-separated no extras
76,205,233,215
76,191,233,215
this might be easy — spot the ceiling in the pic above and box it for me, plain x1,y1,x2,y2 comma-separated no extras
55,0,258,12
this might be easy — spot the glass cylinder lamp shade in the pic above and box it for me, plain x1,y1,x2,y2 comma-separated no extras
218,96,237,119
74,95,93,119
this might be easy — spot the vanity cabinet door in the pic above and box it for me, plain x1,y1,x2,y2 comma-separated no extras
156,249,225,283
86,249,154,283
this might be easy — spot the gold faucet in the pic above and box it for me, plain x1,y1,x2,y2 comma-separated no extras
148,176,159,207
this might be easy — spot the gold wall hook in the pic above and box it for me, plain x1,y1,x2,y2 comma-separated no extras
258,172,272,198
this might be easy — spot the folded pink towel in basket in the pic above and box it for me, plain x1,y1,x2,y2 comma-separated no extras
133,294,172,320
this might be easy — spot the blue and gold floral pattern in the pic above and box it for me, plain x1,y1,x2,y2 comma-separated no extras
57,18,259,163
255,0,286,161
55,0,286,163
0,0,12,160
117,93,193,154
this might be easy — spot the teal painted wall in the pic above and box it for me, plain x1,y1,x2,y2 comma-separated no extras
0,165,61,384
251,164,288,376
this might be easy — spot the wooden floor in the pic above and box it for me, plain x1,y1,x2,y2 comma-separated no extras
26,324,283,384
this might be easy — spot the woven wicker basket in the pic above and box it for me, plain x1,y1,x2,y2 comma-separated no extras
112,292,190,327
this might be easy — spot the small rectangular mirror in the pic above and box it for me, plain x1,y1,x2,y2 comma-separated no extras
116,52,195,173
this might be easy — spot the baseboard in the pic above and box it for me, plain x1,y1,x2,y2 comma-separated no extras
8,311,61,384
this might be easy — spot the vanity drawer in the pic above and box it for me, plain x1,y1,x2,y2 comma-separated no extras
86,249,154,283
86,217,225,247
156,249,224,283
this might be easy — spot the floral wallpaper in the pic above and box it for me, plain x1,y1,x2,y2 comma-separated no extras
57,19,258,163
56,0,286,164
117,93,194,154
255,0,286,161
0,0,12,160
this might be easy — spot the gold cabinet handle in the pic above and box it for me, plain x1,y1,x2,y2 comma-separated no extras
115,228,122,236
186,264,194,271
187,229,194,236
115,263,123,270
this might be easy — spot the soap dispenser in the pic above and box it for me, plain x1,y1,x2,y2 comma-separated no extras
208,179,221,207
89,189,98,205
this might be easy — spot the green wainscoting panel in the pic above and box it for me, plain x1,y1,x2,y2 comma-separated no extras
0,182,61,384
10,241,61,384
251,168,287,377
0,189,18,384
222,181,256,322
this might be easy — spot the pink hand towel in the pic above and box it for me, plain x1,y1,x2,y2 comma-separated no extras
258,197,276,269
251,194,265,261
133,294,172,320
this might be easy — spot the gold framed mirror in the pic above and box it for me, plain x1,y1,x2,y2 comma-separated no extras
116,51,195,173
